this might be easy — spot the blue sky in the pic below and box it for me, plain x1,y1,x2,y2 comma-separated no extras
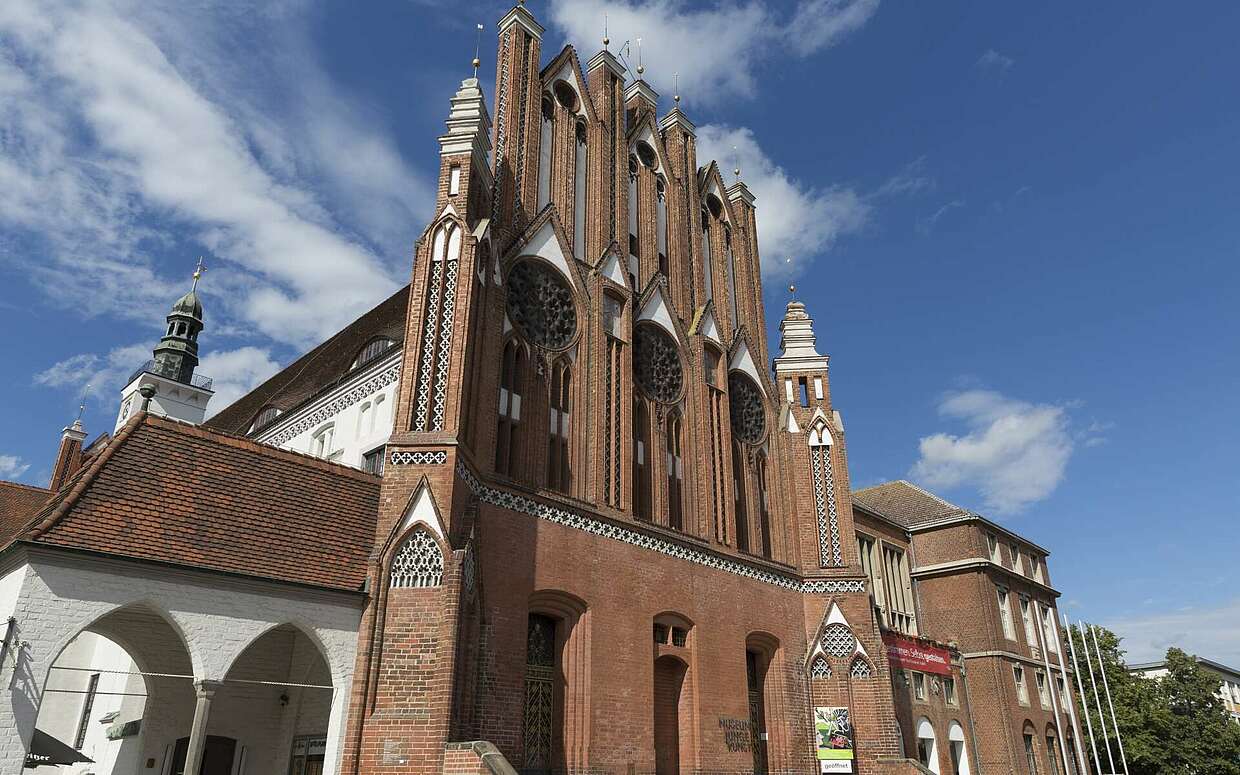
2,1,1237,664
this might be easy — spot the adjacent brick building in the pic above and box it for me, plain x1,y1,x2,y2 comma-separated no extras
2,4,1093,775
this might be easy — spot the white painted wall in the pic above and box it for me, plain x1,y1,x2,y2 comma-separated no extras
254,355,400,471
0,552,363,775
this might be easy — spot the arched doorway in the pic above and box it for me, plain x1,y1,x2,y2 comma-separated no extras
32,604,196,775
653,655,688,775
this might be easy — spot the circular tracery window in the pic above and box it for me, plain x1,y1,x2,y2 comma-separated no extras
728,372,765,444
636,140,657,169
634,325,683,404
506,259,577,350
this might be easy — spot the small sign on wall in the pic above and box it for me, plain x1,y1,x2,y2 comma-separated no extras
814,707,854,773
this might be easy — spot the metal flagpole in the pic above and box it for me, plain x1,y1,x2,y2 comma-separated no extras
1058,612,1090,775
1089,624,1130,775
1080,620,1117,775
1034,602,1074,775
1066,620,1103,775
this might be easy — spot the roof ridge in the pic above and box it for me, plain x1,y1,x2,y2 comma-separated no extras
0,480,51,495
144,414,381,484
893,479,968,513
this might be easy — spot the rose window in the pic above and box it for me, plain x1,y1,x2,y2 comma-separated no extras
728,372,765,444
634,325,683,404
506,259,577,350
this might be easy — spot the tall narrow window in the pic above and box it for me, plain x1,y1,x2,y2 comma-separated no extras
882,544,916,634
496,339,524,477
724,224,739,328
1013,665,1029,705
1024,733,1039,775
1046,736,1061,775
998,587,1016,640
74,673,99,749
733,440,750,552
656,176,668,278
537,96,553,210
701,210,714,302
1040,604,1060,654
666,413,684,530
448,164,461,196
705,346,726,542
628,154,639,288
1021,597,1038,648
857,535,881,617
548,360,572,493
746,649,770,775
756,453,772,558
603,296,624,507
634,399,652,520
573,121,588,259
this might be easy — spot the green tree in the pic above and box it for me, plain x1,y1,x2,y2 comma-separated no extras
1065,626,1240,775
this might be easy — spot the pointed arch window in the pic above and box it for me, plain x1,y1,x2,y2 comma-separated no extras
810,656,831,680
666,413,684,531
413,219,462,433
537,96,553,211
809,422,843,567
634,398,652,520
850,657,873,680
628,154,640,288
603,294,625,508
547,359,572,493
733,440,750,552
724,223,740,328
496,339,525,477
573,121,588,259
701,207,714,302
656,176,668,279
390,528,444,588
756,452,772,559
704,345,726,543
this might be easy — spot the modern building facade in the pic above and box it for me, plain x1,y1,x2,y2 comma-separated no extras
1129,657,1240,725
1,5,1091,775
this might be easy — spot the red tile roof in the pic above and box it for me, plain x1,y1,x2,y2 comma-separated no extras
13,413,380,592
851,480,971,528
0,480,51,546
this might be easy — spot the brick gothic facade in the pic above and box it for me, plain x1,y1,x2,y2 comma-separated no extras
336,5,909,775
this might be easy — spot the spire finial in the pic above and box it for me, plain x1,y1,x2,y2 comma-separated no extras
732,145,741,180
636,36,645,76
76,385,90,423
473,22,484,76
787,258,794,294
603,12,609,49
673,72,680,105
191,256,206,292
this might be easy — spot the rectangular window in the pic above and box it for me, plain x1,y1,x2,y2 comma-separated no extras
943,676,958,706
1014,665,1029,705
1041,605,1060,654
857,535,881,616
998,588,1016,640
362,448,385,476
1034,556,1046,584
814,376,824,400
1037,671,1051,709
987,533,1000,563
74,673,100,749
798,377,809,407
1021,597,1039,649
1046,737,1061,775
448,164,461,195
882,544,916,634
1057,675,1068,711
1011,543,1022,573
914,672,926,700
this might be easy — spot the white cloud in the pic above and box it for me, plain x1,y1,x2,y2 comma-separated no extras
910,389,1074,514
0,455,31,481
35,341,279,420
1105,598,1240,667
873,156,935,198
198,346,281,418
548,0,878,105
917,199,965,234
696,125,870,277
0,0,430,350
976,48,1014,73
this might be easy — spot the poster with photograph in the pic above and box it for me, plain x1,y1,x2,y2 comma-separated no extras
814,706,854,773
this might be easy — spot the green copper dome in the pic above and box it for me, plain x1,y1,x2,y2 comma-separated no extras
171,289,203,320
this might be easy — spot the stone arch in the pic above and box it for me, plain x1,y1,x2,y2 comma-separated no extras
916,716,941,774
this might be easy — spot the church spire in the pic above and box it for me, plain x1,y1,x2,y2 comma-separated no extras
152,260,206,385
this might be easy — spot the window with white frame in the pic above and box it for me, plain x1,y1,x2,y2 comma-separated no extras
363,447,385,476
882,543,917,634
987,532,1000,563
311,424,334,458
914,672,926,701
1021,597,1039,649
1013,664,1029,705
1033,555,1046,584
857,534,881,618
1037,670,1051,709
1010,543,1022,573
998,587,1016,640
1056,675,1068,711
1041,604,1060,654
943,676,958,707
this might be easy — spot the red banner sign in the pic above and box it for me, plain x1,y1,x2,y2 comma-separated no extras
883,634,952,676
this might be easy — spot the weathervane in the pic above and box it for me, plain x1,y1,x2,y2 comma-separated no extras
473,22,484,77
191,256,206,292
